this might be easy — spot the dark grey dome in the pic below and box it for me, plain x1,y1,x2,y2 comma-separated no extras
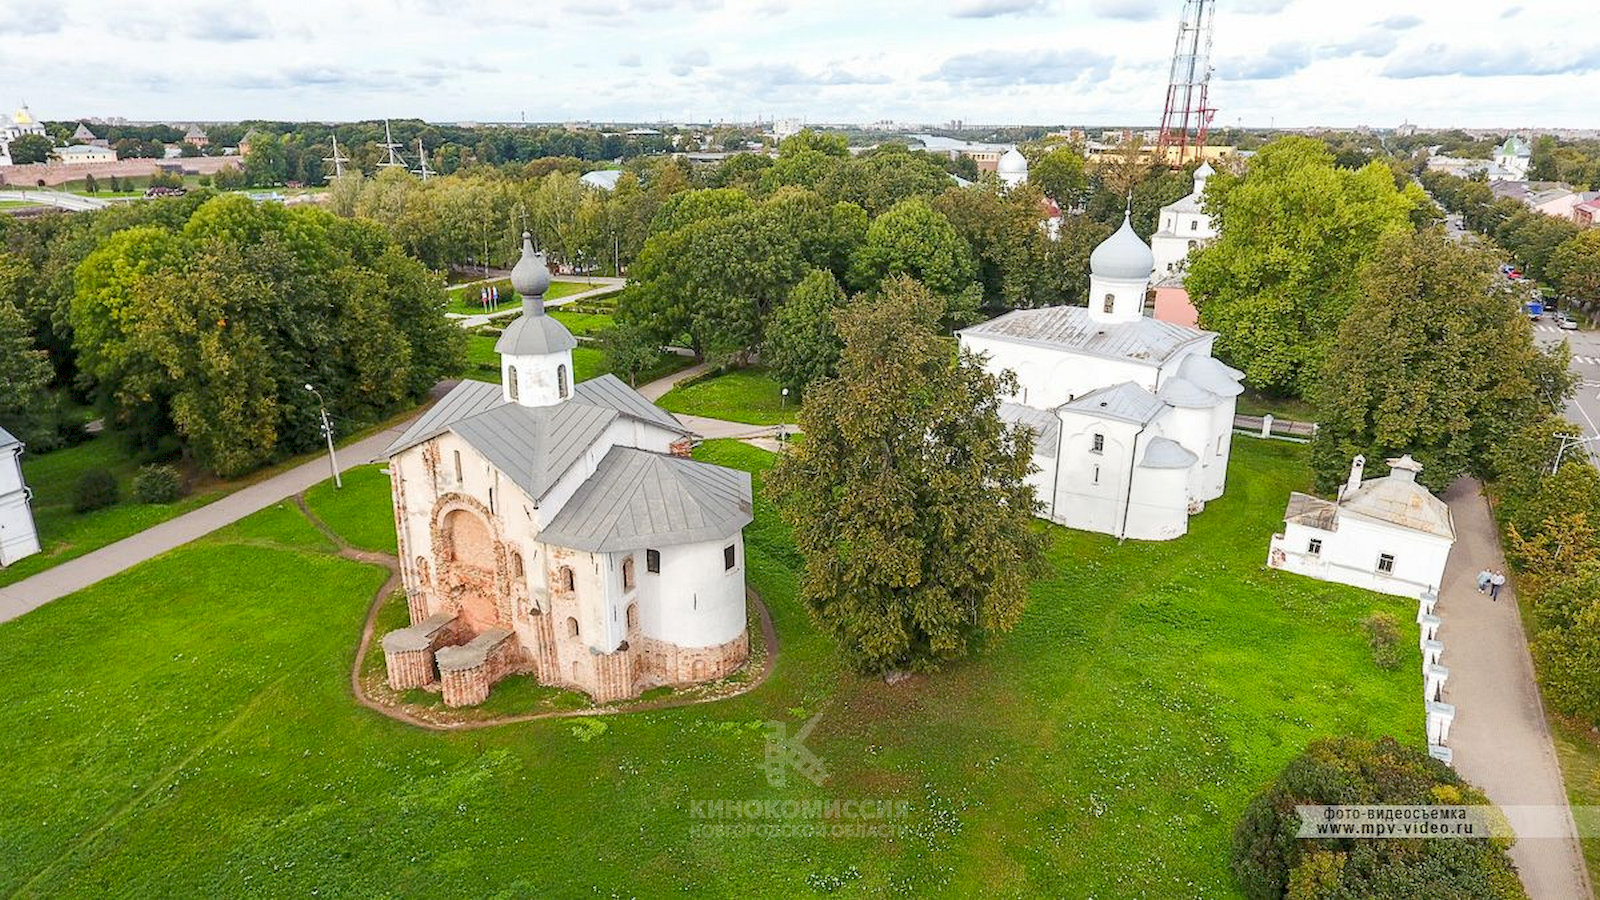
509,231,551,303
1090,213,1155,280
495,313,577,356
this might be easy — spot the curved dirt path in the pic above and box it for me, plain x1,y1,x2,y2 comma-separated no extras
292,495,781,732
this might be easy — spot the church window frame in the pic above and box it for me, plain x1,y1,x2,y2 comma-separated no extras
626,603,638,629
1190,219,1198,232
558,364,570,399
724,544,736,571
1376,553,1396,575
1307,538,1322,556
507,365,519,401
558,565,576,592
646,549,660,574
1102,293,1115,314
453,450,463,485
1091,433,1104,455
567,616,580,637
511,551,524,579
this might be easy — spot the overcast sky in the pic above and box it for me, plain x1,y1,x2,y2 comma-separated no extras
4,0,1595,128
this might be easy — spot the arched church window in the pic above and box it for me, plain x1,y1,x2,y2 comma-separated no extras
558,364,569,399
1187,240,1198,251
1102,293,1115,314
511,551,524,579
1190,220,1198,231
623,556,636,590
626,604,638,629
567,616,580,637
507,365,519,401
559,566,575,592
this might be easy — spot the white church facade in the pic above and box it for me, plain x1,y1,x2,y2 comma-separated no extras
958,212,1244,541
381,235,752,707
1151,161,1218,277
1268,455,1456,599
0,426,41,567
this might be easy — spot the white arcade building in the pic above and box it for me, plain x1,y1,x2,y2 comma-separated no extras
1151,161,1218,277
380,234,753,707
958,212,1244,541
1267,455,1456,599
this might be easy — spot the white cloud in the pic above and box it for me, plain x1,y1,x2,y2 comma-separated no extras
950,0,1051,18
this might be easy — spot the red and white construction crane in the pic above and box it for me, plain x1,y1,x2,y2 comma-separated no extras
1155,0,1218,168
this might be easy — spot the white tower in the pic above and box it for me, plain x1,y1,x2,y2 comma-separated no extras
1192,160,1214,196
496,233,576,407
997,147,1029,189
1086,212,1155,324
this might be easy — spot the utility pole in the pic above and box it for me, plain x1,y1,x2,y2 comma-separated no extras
377,120,406,169
305,384,342,489
1553,433,1598,473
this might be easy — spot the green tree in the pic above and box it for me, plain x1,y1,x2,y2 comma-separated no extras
242,132,289,186
1496,208,1580,282
1232,737,1524,900
1531,563,1600,722
768,276,1044,674
7,134,53,165
1547,229,1600,303
600,319,662,387
848,197,976,318
764,268,846,395
1186,137,1425,395
0,296,52,443
1308,229,1574,492
1030,147,1088,208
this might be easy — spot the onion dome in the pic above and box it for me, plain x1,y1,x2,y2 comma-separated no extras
1090,213,1155,280
509,231,551,309
998,147,1029,177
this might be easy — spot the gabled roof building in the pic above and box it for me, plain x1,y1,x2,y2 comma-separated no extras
381,233,752,706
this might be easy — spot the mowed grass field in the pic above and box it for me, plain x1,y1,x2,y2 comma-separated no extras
0,438,1417,898
657,366,793,425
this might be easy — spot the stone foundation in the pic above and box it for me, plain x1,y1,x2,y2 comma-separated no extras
637,630,750,690
381,613,460,690
437,628,519,707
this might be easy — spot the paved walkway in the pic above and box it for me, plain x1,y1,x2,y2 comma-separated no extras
0,425,405,624
450,277,626,329
1439,477,1593,900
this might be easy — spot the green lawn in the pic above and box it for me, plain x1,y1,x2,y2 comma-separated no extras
0,437,1416,897
446,278,593,315
657,367,794,425
0,434,223,588
303,464,397,554
549,309,615,336
1235,387,1316,423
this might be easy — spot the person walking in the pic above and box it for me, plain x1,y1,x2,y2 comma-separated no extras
1477,569,1492,593
1490,569,1507,602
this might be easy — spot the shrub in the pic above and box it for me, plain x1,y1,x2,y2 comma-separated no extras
1232,737,1524,900
132,464,181,504
1363,611,1402,669
72,469,119,513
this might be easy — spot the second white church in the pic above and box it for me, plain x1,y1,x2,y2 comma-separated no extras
957,212,1243,541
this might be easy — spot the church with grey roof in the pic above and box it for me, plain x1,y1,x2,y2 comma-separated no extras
380,235,752,706
958,212,1244,541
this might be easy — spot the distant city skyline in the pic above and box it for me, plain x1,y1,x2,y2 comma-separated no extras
4,0,1596,130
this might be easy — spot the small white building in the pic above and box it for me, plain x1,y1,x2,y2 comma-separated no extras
958,213,1244,541
55,145,117,165
1151,161,1218,277
997,147,1029,189
1494,136,1532,182
381,233,752,706
0,426,42,567
1267,455,1456,599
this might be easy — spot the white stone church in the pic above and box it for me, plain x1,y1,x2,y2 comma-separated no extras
380,235,753,707
1151,161,1218,277
958,212,1244,541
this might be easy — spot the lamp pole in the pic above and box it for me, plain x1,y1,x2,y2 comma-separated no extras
305,383,342,489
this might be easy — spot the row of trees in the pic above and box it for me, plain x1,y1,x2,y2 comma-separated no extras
1421,169,1597,302
0,191,462,475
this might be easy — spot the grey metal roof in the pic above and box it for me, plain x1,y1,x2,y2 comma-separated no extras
1090,213,1155,280
508,232,551,304
999,403,1059,458
495,312,576,356
0,424,19,450
1341,457,1455,540
1140,436,1197,469
384,380,505,457
452,401,618,503
961,305,1209,366
538,446,753,552
1157,376,1216,409
1285,492,1339,531
581,169,624,191
1058,381,1166,425
573,374,691,435
1177,354,1244,397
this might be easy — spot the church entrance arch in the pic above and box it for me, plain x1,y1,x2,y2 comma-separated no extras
438,504,504,632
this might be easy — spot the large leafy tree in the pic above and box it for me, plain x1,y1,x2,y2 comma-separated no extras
1028,146,1089,209
763,268,846,396
7,133,53,165
1186,137,1426,395
848,197,977,319
1308,229,1574,493
768,276,1044,674
1547,229,1600,303
0,294,52,443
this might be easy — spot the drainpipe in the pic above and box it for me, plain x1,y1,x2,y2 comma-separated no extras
1118,422,1150,540
1049,411,1065,522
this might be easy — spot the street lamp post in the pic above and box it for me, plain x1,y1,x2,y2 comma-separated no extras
305,383,342,489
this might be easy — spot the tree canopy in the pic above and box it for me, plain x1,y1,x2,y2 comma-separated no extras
768,276,1044,674
1187,137,1427,396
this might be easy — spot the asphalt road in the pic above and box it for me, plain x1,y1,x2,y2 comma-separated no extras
1534,321,1600,464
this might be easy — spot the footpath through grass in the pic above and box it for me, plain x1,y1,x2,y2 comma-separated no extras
458,333,693,389
0,438,1416,897
445,278,595,315
656,366,794,426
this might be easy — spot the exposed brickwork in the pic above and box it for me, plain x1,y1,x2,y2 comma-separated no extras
437,628,519,707
382,613,461,691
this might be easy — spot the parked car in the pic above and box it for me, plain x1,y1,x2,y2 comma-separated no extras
1559,313,1580,331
